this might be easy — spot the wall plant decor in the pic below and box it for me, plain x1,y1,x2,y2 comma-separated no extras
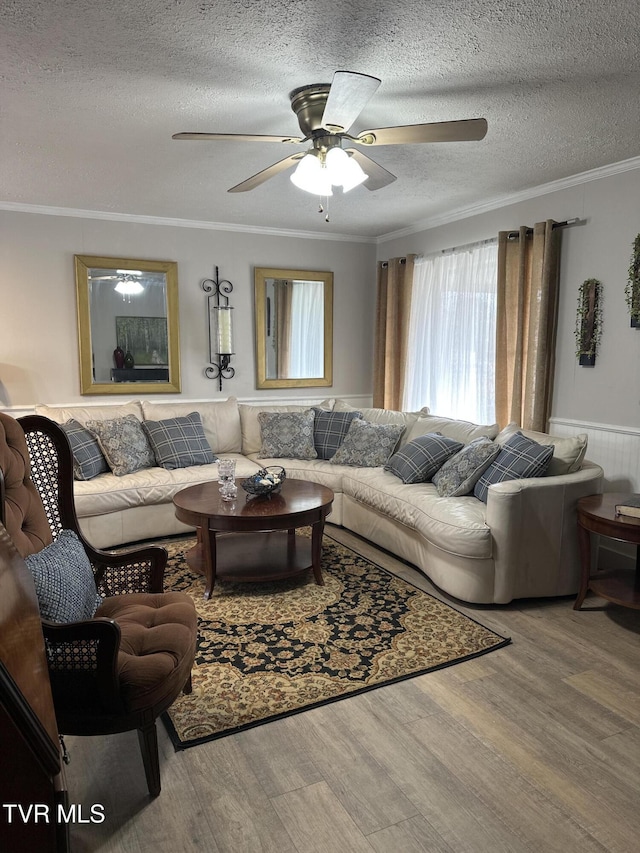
625,233,640,328
575,278,602,367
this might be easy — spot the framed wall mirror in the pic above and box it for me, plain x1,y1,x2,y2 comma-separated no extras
254,267,333,389
75,255,181,395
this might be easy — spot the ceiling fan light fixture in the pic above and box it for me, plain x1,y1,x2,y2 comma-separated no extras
326,147,368,192
290,152,333,196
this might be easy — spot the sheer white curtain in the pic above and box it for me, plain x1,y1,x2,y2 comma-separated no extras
288,280,324,378
403,242,498,423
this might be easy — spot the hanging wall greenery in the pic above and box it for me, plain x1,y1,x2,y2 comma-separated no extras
625,233,640,327
575,278,602,367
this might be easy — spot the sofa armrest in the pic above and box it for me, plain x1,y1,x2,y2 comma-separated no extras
485,461,604,603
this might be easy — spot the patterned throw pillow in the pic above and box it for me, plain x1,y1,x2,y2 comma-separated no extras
142,412,217,470
473,431,554,503
85,415,156,476
432,437,501,497
61,418,109,480
258,410,317,459
385,433,464,484
25,530,102,623
312,408,362,460
330,418,405,467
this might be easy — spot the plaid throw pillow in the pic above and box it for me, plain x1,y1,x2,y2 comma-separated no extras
473,431,554,503
385,433,464,484
142,412,217,470
61,419,109,481
312,408,362,460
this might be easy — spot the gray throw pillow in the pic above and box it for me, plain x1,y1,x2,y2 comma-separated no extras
86,415,156,476
330,419,405,467
142,412,217,470
312,408,362,460
385,433,464,484
258,410,317,459
432,437,501,497
473,431,554,503
61,418,109,480
25,530,102,623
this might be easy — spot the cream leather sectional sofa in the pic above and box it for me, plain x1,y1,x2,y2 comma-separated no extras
35,397,604,605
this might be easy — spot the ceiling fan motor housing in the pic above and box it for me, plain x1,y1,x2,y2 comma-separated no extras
289,84,332,136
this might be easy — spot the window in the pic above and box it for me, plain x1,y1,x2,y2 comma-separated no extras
403,241,498,424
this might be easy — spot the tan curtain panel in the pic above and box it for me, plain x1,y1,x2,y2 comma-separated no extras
373,255,416,409
495,220,561,431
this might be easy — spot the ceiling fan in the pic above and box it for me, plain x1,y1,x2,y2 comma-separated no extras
172,70,488,195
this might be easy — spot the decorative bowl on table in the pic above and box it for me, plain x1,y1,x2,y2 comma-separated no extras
241,466,286,497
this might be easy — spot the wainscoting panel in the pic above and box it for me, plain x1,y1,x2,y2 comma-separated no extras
549,416,640,568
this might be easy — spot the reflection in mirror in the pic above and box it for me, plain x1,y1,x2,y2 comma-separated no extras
254,268,333,389
75,255,181,395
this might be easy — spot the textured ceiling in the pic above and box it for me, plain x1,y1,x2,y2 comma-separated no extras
2,0,639,239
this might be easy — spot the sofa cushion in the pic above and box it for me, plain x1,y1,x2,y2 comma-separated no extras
96,591,197,713
330,419,405,467
142,412,217,470
342,468,492,559
495,422,588,476
406,414,500,445
141,397,242,454
71,454,261,518
473,431,554,503
332,400,423,447
312,408,361,460
432,437,501,497
86,415,156,476
25,530,102,623
385,434,464,484
240,401,333,455
61,418,109,481
35,401,144,426
258,410,317,459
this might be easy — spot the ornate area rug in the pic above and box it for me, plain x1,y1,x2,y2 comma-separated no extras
161,535,510,749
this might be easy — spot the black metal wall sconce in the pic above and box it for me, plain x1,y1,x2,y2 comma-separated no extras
203,266,235,390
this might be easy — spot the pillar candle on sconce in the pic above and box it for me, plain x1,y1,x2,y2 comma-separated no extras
203,266,235,391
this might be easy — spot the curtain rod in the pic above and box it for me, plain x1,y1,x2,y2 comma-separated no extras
379,258,407,268
506,217,580,240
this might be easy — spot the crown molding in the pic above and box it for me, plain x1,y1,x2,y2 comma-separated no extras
0,201,374,244
377,155,640,244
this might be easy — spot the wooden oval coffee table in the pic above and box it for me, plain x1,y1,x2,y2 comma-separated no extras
173,478,334,599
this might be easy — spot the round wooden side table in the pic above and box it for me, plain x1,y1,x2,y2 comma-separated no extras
574,492,640,610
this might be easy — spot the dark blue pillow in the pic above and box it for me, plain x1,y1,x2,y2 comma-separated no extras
25,530,102,623
385,433,464,484
473,431,554,503
61,418,109,481
142,412,217,470
312,408,362,460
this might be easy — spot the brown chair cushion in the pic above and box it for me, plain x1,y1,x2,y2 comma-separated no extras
96,592,197,713
0,413,52,557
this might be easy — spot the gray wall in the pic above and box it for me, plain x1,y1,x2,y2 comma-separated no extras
378,166,640,432
0,211,376,409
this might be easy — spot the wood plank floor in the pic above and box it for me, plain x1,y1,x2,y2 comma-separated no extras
64,527,640,853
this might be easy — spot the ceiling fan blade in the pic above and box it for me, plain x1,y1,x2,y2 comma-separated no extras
172,132,303,144
345,149,397,191
320,71,381,132
227,153,305,193
356,118,488,146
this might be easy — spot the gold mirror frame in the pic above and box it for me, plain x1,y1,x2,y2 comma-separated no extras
75,255,181,395
254,267,333,389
